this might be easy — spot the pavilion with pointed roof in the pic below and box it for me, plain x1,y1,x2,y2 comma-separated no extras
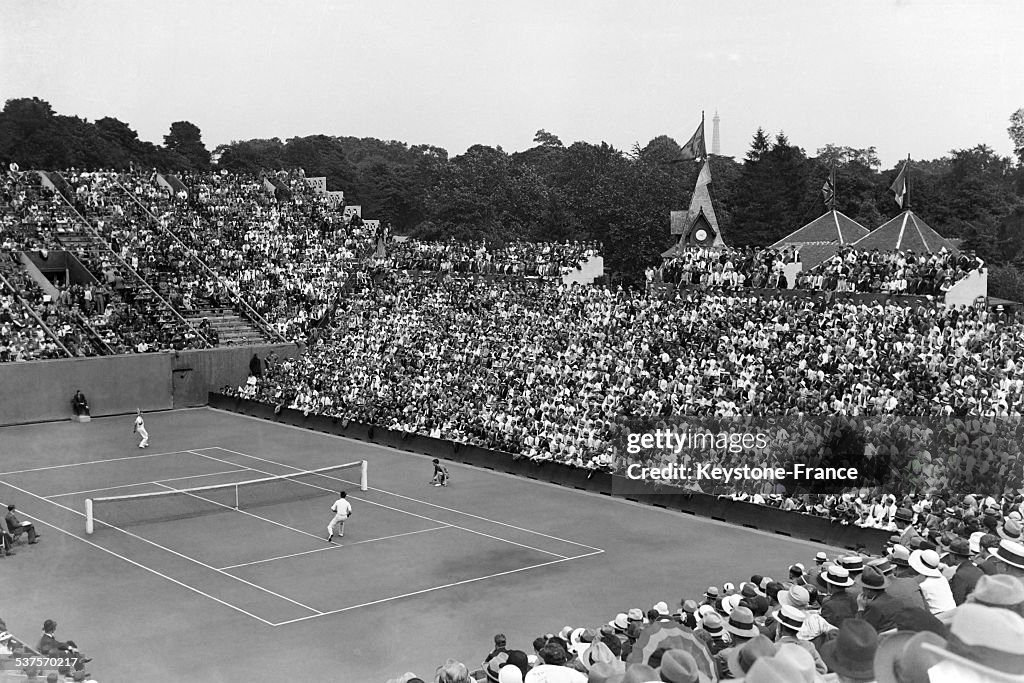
851,209,959,254
769,209,869,269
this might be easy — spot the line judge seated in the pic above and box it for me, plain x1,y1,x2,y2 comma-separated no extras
71,389,90,417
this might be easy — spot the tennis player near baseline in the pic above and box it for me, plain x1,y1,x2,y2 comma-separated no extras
327,491,352,542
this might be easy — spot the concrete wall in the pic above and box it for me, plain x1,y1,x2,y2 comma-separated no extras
0,343,300,425
0,353,173,424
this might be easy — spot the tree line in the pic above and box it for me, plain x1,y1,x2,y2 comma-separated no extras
3,97,1024,295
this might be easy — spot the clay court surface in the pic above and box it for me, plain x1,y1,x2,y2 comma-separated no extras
0,408,835,681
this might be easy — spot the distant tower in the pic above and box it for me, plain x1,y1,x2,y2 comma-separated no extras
712,111,721,156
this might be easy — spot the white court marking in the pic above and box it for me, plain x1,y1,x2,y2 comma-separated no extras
218,525,453,571
190,448,575,560
45,467,250,499
0,441,604,626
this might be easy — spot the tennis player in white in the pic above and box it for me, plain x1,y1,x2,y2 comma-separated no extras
327,490,352,542
133,409,149,448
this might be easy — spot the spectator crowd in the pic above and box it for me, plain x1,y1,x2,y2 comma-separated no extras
237,271,1024,499
383,498,1024,682
659,245,982,296
380,239,601,278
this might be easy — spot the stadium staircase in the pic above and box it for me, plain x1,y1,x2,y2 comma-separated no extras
184,306,267,345
110,178,283,346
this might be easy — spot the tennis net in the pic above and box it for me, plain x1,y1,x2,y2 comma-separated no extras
85,460,367,533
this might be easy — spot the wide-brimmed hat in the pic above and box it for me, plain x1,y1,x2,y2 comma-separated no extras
874,630,948,683
579,641,617,673
895,507,914,523
656,648,710,683
775,644,821,683
773,604,806,632
726,606,760,638
998,519,1023,541
778,585,811,609
818,565,855,588
722,594,743,615
908,549,942,578
968,574,1024,608
857,565,891,591
586,660,626,683
726,635,778,678
704,586,719,601
814,551,828,564
681,599,698,614
994,539,1024,569
948,538,972,558
485,653,509,682
701,612,724,635
929,603,1024,677
820,619,879,681
627,608,644,622
609,613,628,630
652,601,670,617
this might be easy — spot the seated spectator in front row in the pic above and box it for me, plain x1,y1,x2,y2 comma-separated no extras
0,525,14,556
71,389,90,417
5,504,39,544
37,620,91,673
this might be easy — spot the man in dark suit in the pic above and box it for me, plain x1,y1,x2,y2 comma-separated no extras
5,505,38,544
856,566,902,633
37,620,90,674
71,389,90,417
948,538,983,604
817,566,858,628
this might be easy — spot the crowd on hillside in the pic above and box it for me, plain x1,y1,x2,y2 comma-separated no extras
659,245,981,295
384,497,1024,682
236,271,1024,498
378,239,601,278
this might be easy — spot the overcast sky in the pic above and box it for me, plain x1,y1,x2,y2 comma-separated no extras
3,0,1021,168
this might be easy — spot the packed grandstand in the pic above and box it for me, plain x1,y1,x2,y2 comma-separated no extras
3,163,1024,682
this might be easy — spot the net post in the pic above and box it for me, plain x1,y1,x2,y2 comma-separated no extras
360,460,368,491
85,499,94,534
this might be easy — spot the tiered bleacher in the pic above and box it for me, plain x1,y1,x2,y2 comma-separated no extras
379,239,601,277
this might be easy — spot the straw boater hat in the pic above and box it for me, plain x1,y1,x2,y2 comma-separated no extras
994,539,1024,570
998,519,1023,542
908,549,942,578
840,556,865,575
818,565,855,588
773,604,806,632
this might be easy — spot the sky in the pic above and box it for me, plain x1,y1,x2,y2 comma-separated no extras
2,0,1022,168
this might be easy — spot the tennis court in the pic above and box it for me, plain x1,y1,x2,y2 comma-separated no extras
0,408,836,681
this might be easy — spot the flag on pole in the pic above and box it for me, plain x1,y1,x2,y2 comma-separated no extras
890,160,908,208
678,119,707,161
821,166,835,207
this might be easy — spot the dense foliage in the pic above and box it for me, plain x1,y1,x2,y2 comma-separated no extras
3,98,1024,290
